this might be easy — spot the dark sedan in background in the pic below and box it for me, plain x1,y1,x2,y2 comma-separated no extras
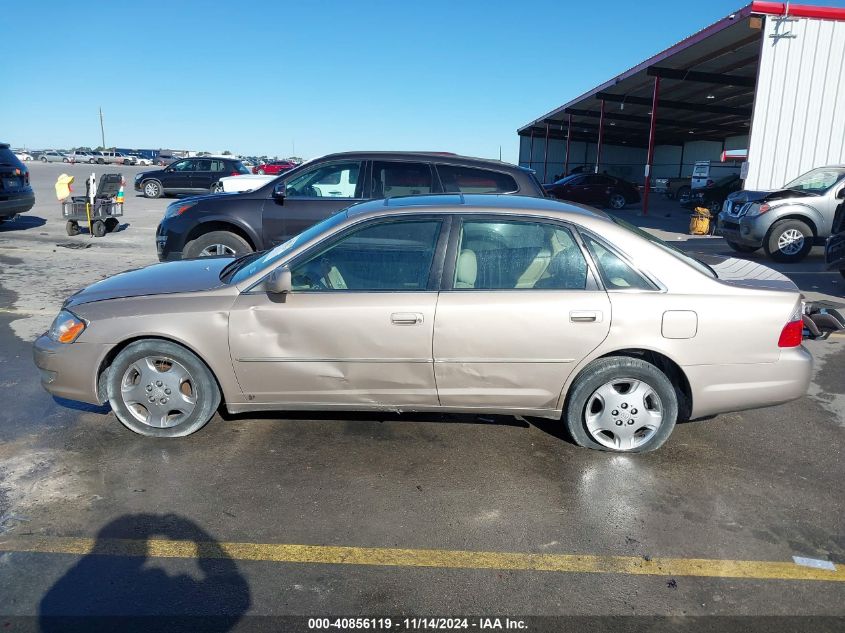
680,174,742,212
156,151,546,260
544,173,640,209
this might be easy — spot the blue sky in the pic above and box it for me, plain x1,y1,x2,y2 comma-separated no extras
4,0,844,162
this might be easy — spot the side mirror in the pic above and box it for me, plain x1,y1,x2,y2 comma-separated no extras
267,266,292,294
272,182,286,202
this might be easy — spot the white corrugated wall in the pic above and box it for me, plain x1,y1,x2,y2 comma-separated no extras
745,14,845,189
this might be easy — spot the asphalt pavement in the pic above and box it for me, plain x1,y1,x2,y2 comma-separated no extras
1,162,844,628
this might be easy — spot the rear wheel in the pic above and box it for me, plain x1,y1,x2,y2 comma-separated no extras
40,156,47,162
106,339,220,438
184,230,253,258
726,240,759,254
765,219,813,262
65,220,80,236
608,192,627,210
88,158,95,164
564,356,678,453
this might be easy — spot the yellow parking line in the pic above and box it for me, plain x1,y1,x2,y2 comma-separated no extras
1,536,842,583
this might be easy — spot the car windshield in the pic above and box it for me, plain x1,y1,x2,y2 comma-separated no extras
783,167,845,194
227,211,350,284
610,216,716,278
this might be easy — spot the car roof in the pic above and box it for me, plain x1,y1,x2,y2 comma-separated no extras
346,193,613,223
318,151,526,170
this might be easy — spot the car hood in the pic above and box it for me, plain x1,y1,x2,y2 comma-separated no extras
64,258,231,308
726,188,816,204
693,253,799,292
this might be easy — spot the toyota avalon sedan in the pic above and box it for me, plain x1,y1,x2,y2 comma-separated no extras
34,195,812,452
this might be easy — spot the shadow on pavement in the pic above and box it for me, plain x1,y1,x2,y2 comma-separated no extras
39,513,251,632
0,215,47,231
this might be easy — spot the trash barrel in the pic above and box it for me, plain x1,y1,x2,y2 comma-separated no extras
689,207,712,235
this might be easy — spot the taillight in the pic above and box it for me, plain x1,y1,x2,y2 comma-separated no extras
778,320,803,347
230,171,240,176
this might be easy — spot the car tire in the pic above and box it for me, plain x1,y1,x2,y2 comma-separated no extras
676,186,690,201
88,158,95,164
106,339,220,438
726,240,759,254
40,157,47,162
92,219,107,238
97,158,104,164
257,169,265,175
212,183,224,193
142,180,163,198
65,220,80,236
564,356,678,453
608,192,627,210
184,230,253,258
62,158,69,163
765,219,813,263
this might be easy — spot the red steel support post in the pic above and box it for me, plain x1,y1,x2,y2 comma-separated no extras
642,76,660,217
564,114,572,176
595,99,605,173
543,122,550,183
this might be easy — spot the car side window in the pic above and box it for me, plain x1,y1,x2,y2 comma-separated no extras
452,220,588,290
172,159,194,171
581,234,655,290
291,220,442,291
285,161,362,199
210,160,226,172
195,159,212,172
437,165,518,194
371,161,433,199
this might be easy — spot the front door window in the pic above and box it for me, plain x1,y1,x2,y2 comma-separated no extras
285,161,362,199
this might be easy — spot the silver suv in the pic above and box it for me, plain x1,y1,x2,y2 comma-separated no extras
717,166,845,262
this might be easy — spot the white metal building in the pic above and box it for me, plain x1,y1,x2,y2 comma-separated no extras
517,1,845,212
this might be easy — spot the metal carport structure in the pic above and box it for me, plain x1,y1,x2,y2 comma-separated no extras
518,1,845,213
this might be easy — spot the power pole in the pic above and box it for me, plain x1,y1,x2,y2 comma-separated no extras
99,107,105,149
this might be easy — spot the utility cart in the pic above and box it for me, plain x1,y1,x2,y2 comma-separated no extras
62,173,124,237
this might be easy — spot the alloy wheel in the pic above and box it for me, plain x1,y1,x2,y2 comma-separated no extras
144,182,160,197
609,193,626,210
777,228,805,255
120,356,197,429
199,243,237,256
584,378,663,451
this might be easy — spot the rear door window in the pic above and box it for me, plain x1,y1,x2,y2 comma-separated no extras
451,219,589,290
372,161,433,198
437,165,518,194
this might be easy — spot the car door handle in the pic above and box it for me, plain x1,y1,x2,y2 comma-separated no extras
391,312,424,325
570,310,602,323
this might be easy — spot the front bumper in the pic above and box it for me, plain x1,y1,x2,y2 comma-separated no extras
156,216,189,261
33,334,114,405
716,210,770,247
824,233,845,270
685,346,813,419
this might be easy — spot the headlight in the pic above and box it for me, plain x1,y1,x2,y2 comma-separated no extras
164,202,197,219
48,310,86,344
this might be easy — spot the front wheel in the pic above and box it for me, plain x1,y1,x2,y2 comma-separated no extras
106,340,220,438
765,219,813,263
726,240,759,254
564,356,678,452
184,230,253,258
607,192,627,210
88,158,95,164
40,157,47,162
92,219,107,238
257,169,265,175
65,220,80,236
143,180,162,198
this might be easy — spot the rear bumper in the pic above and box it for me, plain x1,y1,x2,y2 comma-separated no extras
685,346,813,419
33,334,113,405
0,191,35,218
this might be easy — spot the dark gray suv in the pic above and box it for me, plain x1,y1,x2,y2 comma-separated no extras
156,151,547,260
0,142,35,223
